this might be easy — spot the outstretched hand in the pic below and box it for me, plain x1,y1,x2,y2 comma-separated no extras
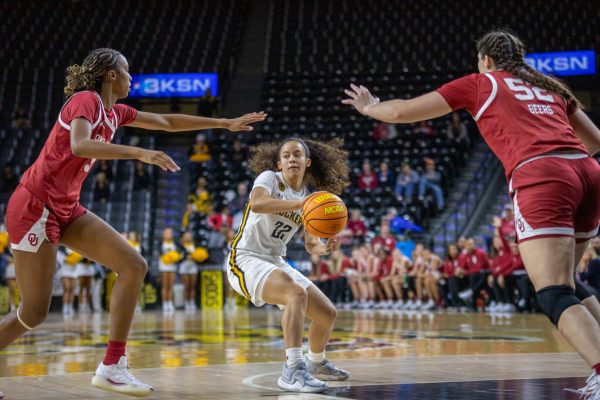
342,83,380,115
138,149,180,172
226,112,267,132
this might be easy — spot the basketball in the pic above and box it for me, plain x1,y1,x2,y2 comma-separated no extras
302,192,348,238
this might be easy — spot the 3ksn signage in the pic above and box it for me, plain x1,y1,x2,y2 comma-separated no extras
525,50,596,76
129,73,218,98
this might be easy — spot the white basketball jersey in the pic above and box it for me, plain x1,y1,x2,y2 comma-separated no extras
233,171,309,257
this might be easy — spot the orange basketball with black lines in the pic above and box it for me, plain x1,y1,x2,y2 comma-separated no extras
302,192,348,239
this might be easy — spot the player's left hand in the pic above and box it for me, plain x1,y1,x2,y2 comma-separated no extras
226,112,267,132
325,235,341,253
342,83,380,115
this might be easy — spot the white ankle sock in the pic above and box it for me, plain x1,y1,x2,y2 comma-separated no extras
285,347,303,367
308,350,325,363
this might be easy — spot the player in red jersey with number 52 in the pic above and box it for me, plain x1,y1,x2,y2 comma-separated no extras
343,31,600,398
0,48,265,398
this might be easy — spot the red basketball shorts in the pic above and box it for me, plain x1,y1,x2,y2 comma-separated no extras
5,184,87,252
509,153,600,243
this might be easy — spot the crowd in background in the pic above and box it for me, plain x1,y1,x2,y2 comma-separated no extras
307,204,593,314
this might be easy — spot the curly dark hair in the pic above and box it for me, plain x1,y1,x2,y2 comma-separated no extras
477,31,582,109
248,137,350,195
64,48,122,97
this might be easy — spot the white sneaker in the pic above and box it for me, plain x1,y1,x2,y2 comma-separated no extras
411,300,422,310
422,299,435,310
575,371,600,399
277,360,329,393
168,301,175,312
80,302,91,314
91,356,154,397
162,302,168,313
62,304,71,315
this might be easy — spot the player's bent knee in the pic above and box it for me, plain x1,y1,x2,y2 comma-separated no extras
536,285,580,326
20,302,50,328
286,285,308,306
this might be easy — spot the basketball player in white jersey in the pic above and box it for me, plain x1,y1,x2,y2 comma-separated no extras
227,138,351,393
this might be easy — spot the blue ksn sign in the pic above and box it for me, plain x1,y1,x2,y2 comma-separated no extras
129,73,218,98
525,50,596,76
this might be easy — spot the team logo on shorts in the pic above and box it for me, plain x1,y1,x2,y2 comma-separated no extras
28,233,39,247
517,219,525,233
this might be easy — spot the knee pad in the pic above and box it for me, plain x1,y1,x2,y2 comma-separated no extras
536,285,580,326
575,279,594,301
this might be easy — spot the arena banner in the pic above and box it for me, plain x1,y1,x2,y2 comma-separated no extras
201,270,223,309
525,50,596,76
129,73,218,98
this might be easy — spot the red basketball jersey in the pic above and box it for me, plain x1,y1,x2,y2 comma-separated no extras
20,91,137,221
436,71,587,180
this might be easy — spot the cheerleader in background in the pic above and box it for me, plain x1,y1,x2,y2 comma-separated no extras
76,256,95,313
127,231,144,313
61,247,81,315
179,231,209,312
158,228,180,313
3,247,17,312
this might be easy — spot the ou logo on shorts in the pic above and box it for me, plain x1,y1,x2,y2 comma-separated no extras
28,233,39,247
517,219,525,233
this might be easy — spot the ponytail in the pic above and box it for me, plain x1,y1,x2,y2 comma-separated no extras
477,31,582,109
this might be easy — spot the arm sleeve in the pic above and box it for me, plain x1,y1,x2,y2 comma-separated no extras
114,104,139,127
61,92,100,126
436,74,480,115
252,171,278,196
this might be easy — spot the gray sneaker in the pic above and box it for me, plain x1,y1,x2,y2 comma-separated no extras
305,357,350,381
277,360,329,393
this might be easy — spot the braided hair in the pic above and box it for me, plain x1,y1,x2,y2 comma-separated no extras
64,48,122,97
248,137,351,195
477,31,582,109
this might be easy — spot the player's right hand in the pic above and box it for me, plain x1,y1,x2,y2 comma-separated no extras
138,149,180,172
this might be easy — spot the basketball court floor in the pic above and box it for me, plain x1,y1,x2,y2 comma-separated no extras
0,308,590,399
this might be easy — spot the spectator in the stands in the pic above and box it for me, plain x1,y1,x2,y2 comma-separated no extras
419,158,444,210
97,160,113,181
324,250,351,306
231,139,248,168
227,181,249,216
188,133,213,182
133,161,152,191
0,163,19,194
181,202,198,232
373,122,397,141
309,254,332,297
188,176,212,215
342,209,367,243
499,203,516,239
93,172,110,203
11,106,31,129
395,162,419,204
446,112,470,147
579,246,600,296
412,120,435,136
441,244,467,308
208,205,233,234
357,161,378,191
371,222,397,252
377,161,395,190
462,238,491,310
